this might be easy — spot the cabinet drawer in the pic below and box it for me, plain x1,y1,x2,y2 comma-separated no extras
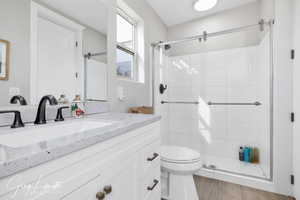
0,163,105,200
138,140,160,178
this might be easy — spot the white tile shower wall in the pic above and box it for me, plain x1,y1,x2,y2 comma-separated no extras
164,38,270,177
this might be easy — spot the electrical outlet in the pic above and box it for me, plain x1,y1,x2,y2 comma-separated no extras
9,87,20,96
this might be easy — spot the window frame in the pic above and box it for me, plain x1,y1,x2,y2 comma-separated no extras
116,8,138,80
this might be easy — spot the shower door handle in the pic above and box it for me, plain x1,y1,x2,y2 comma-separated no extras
207,101,262,106
161,101,199,105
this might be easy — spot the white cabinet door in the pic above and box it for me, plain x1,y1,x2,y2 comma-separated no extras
61,174,104,200
103,160,137,200
62,157,138,200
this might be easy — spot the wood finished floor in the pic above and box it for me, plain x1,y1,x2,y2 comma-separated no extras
194,176,293,200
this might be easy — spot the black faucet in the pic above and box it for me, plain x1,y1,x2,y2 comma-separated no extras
55,106,69,122
10,95,28,106
34,95,58,125
0,110,25,128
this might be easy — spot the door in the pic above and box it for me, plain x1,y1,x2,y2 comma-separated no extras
37,17,79,100
293,0,300,198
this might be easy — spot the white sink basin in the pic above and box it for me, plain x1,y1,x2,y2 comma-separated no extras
0,120,113,148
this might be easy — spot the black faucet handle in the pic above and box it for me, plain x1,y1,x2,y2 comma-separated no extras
0,110,25,128
10,95,28,106
55,106,69,122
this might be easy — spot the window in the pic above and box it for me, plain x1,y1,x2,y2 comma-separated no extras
116,11,136,79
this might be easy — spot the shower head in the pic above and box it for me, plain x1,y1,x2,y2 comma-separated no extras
164,44,171,50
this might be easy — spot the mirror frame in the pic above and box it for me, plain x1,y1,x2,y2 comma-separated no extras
0,39,10,81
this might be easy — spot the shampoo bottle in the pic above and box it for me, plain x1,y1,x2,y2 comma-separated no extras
249,147,254,163
244,147,250,162
253,147,259,163
239,147,244,161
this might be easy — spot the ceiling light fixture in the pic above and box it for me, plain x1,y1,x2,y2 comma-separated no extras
193,0,218,12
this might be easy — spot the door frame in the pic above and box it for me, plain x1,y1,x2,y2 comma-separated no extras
293,0,300,198
30,1,85,104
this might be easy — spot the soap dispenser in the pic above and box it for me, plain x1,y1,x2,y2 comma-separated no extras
71,95,85,118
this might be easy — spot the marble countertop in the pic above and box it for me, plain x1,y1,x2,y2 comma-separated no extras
0,113,161,179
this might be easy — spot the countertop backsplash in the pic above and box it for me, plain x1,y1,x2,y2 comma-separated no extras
0,101,111,127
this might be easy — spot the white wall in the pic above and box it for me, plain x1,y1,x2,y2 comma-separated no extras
272,0,293,195
167,2,261,56
260,0,275,20
0,0,31,105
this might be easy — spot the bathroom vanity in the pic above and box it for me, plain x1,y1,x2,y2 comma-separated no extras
0,113,161,200
0,0,163,198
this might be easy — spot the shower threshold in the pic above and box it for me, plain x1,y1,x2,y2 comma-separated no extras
201,155,269,179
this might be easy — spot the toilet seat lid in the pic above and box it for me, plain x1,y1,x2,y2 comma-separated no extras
160,146,201,163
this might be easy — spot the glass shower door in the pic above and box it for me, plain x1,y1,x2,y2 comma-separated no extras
158,27,272,180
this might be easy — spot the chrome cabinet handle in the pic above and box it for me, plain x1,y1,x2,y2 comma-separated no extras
96,191,105,200
147,153,159,161
104,185,112,194
147,179,159,191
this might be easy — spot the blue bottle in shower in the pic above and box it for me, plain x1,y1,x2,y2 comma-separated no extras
244,147,250,162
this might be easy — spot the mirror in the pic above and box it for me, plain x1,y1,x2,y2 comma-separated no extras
0,39,9,81
0,0,108,106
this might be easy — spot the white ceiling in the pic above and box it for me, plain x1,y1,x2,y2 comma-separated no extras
146,0,258,26
38,0,108,34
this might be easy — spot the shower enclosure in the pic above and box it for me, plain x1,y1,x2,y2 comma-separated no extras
152,20,274,180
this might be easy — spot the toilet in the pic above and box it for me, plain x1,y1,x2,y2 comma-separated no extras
160,145,202,200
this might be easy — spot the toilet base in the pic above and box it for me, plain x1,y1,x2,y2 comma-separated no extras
168,173,199,200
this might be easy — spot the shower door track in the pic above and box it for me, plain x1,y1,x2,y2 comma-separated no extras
152,19,274,47
202,166,269,181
